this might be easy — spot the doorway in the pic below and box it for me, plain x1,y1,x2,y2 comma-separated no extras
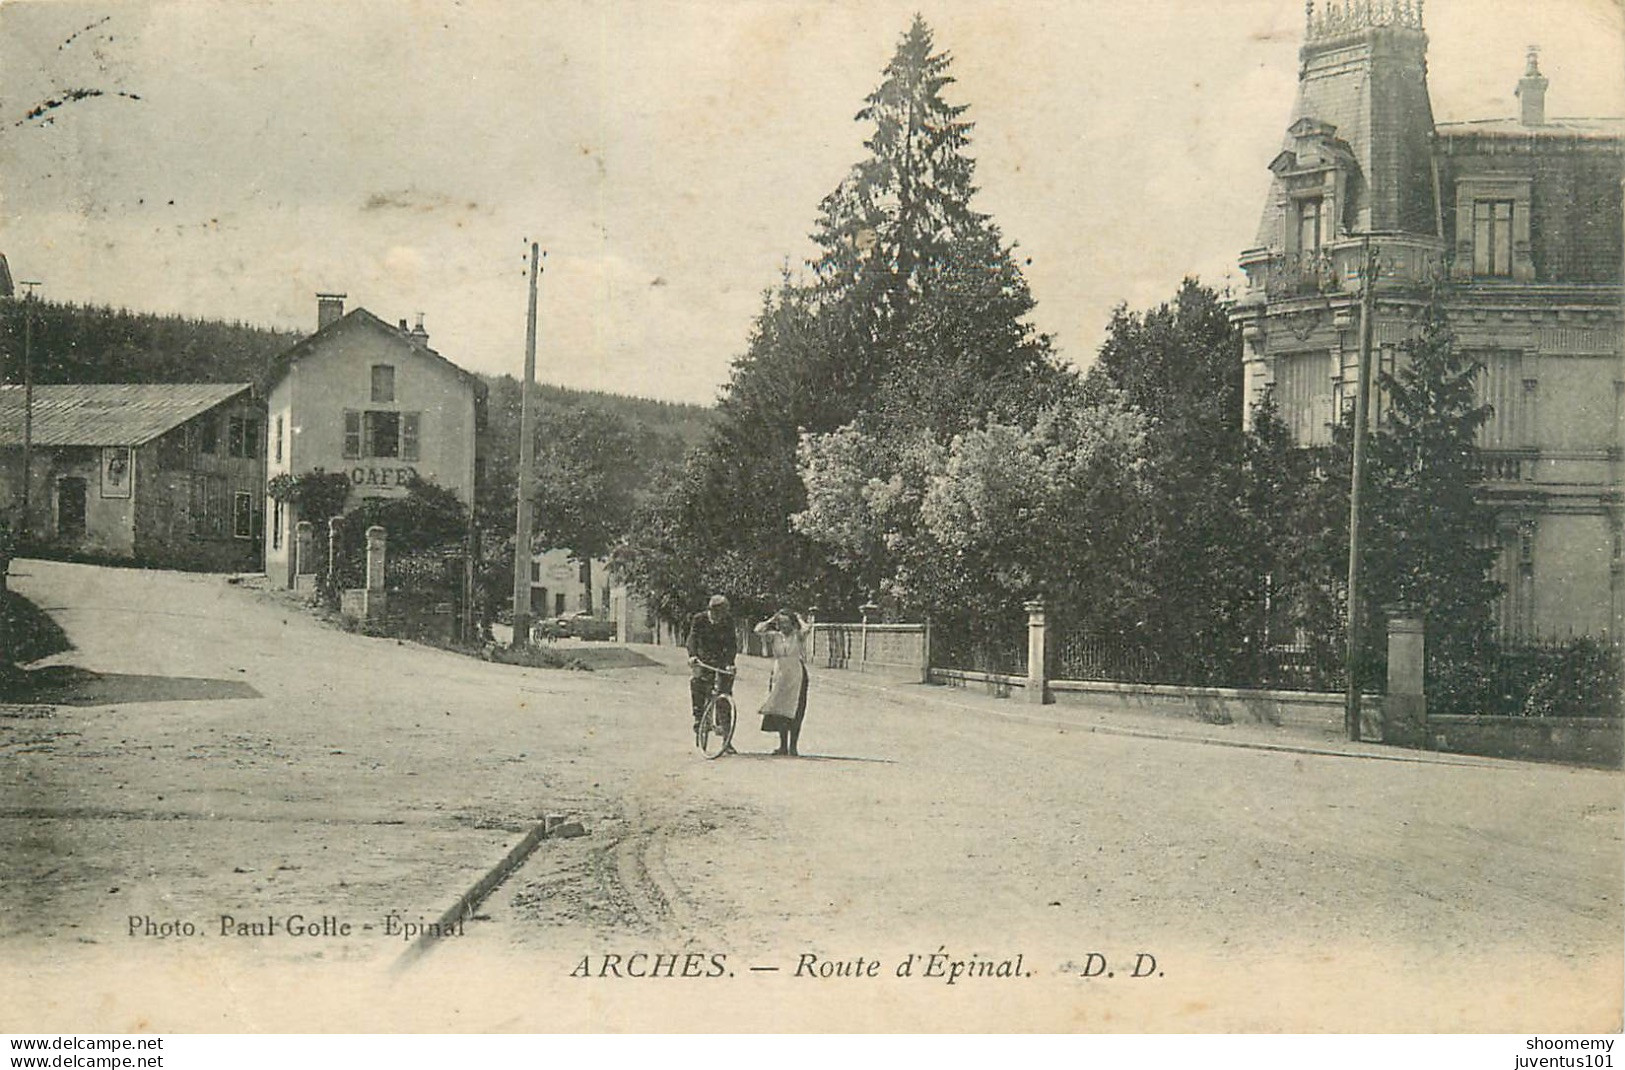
58,477,87,538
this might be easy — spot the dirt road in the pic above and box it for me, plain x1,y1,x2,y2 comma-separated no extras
2,560,1619,1032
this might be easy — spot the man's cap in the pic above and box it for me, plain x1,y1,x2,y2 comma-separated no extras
708,594,730,608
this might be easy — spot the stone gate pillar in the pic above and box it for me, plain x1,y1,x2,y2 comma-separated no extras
326,517,343,589
859,601,879,672
365,526,387,592
920,614,933,685
1025,599,1050,705
1383,608,1426,747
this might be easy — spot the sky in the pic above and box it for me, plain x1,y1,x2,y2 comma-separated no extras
1,0,1621,405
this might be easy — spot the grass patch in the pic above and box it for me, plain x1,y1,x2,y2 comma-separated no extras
2,587,73,666
486,644,596,672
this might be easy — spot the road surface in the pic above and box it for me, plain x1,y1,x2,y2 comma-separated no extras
2,559,1619,1031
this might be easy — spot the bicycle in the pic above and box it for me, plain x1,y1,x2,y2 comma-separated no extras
692,660,737,759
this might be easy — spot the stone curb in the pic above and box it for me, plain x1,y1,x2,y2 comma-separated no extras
392,814,586,972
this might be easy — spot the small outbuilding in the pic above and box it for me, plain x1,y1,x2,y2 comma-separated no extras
0,382,266,571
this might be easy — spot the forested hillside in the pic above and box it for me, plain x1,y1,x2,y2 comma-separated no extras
0,304,718,461
490,377,715,457
0,300,301,389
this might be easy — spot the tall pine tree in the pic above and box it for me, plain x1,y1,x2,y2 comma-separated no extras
623,17,1065,621
1365,292,1499,681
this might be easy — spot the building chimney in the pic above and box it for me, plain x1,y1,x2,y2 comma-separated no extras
408,312,429,347
1517,45,1547,126
316,292,346,330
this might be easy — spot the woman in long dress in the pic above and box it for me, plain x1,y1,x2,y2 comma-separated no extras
755,610,809,756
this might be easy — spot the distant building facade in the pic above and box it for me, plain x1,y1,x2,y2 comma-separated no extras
1231,2,1624,639
527,548,610,619
264,295,485,587
0,383,265,570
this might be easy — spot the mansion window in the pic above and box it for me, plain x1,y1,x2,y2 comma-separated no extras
1475,351,1531,451
1492,523,1537,639
1273,350,1335,446
343,409,421,461
1472,200,1514,277
274,415,284,464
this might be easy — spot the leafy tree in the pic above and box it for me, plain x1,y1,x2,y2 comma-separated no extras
327,476,470,594
917,399,1151,622
267,469,352,524
530,406,645,611
793,423,945,607
794,395,1151,634
1084,279,1255,683
476,374,700,619
1239,391,1347,688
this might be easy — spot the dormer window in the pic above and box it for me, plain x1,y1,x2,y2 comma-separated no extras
1269,119,1358,260
1297,197,1324,256
1453,178,1533,282
1472,199,1514,277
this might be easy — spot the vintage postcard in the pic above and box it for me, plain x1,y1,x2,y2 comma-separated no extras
0,0,1620,1039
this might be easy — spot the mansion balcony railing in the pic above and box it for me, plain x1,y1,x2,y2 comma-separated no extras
1237,234,1450,307
1481,451,1535,483
1258,252,1341,299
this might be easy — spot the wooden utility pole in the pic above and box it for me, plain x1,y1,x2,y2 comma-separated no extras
17,282,40,536
1345,238,1378,742
510,244,542,647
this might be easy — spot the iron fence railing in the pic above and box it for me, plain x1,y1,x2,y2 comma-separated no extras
929,612,1028,677
1048,628,1349,691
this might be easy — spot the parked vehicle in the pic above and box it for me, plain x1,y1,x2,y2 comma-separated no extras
534,612,616,642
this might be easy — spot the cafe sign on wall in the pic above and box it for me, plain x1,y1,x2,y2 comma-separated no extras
349,465,419,492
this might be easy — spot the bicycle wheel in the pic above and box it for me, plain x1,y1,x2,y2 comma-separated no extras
699,694,735,759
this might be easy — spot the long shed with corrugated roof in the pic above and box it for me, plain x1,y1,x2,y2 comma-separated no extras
0,382,266,570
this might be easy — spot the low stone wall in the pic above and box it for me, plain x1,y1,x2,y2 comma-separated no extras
340,588,386,623
811,623,927,682
929,669,1383,736
1426,715,1622,768
932,668,1025,699
1047,678,1383,737
389,594,460,645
